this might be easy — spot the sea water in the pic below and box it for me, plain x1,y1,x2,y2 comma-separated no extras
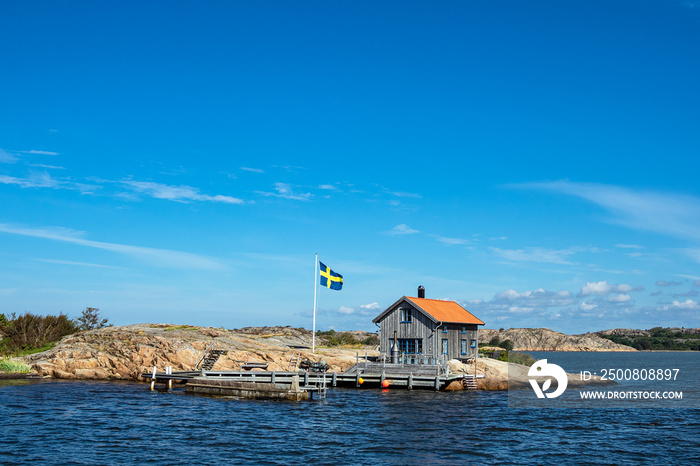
1,352,698,465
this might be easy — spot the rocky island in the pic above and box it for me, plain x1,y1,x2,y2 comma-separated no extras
6,323,619,391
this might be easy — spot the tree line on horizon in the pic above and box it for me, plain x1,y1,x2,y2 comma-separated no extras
598,327,700,351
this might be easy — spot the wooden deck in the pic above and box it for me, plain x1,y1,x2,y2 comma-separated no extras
142,361,483,396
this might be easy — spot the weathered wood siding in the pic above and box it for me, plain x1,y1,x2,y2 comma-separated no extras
437,324,479,360
377,300,480,360
379,300,436,357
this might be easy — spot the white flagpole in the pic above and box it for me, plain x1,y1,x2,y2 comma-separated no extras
312,253,318,353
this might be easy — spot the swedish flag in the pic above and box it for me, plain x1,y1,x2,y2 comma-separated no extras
319,262,343,290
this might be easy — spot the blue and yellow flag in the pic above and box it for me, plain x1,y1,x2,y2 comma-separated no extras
319,262,343,290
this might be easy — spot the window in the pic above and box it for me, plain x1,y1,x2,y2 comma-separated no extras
398,339,422,354
461,339,467,355
471,339,477,348
461,326,467,334
442,325,448,333
442,339,448,355
400,308,412,323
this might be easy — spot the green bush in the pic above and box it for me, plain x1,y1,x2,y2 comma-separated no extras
0,312,78,355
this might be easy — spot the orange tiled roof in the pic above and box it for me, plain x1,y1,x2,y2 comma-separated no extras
407,297,485,325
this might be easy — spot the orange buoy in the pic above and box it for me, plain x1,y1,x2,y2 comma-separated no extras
382,379,390,388
358,377,364,385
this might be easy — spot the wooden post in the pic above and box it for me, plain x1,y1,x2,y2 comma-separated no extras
166,366,173,389
408,373,413,390
434,375,440,391
332,372,337,387
271,371,276,384
304,371,308,386
150,366,157,390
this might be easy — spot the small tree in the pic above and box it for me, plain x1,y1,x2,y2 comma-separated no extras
499,339,514,352
77,307,111,331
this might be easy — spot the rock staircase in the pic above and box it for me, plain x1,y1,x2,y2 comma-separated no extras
200,350,227,370
195,342,227,371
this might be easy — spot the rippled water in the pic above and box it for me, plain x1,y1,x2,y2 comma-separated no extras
2,357,699,465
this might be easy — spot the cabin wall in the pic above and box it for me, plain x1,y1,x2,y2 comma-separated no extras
379,302,436,358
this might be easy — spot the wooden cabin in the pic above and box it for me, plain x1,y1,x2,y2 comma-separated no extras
372,286,485,362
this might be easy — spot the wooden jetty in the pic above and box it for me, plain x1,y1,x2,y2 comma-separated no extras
142,359,483,400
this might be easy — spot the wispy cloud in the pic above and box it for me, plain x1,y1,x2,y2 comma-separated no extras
0,223,225,270
0,173,60,188
122,180,244,204
19,150,59,156
256,182,311,201
432,235,471,246
35,258,122,269
27,164,65,170
386,224,419,236
512,181,700,242
240,167,264,173
491,246,578,265
0,148,18,164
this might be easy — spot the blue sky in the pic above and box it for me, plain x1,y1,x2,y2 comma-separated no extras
1,0,699,334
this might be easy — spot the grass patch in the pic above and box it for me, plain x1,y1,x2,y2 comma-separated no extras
164,325,192,331
14,342,56,357
0,359,31,373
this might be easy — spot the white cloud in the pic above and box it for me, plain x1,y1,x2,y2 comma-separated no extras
360,302,381,310
680,248,700,265
388,191,422,199
318,184,336,190
0,149,18,163
240,167,264,173
0,223,225,270
35,259,121,269
579,280,635,296
20,150,59,156
616,244,644,249
0,173,60,188
386,224,419,236
579,301,598,311
122,180,244,204
491,247,577,265
256,182,311,201
338,306,355,314
512,181,700,242
27,164,66,170
663,299,699,311
607,294,632,303
433,235,470,246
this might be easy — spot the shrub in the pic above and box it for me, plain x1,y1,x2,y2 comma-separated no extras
361,334,379,346
0,312,78,355
499,339,514,351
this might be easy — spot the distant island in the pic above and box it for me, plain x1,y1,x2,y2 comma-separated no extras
479,327,700,352
595,327,700,351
